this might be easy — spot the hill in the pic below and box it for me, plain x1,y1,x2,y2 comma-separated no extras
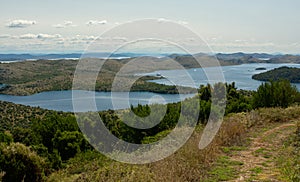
0,58,196,96
46,106,300,181
252,66,300,83
0,81,300,181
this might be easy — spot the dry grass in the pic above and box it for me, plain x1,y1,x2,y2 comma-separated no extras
48,116,247,182
47,106,300,181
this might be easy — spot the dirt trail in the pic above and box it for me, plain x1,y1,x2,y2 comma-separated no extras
229,123,296,182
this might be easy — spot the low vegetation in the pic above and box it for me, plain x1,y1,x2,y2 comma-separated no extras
252,66,300,83
0,80,299,181
0,59,195,96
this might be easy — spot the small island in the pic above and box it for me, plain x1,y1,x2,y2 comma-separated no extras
255,67,267,70
252,66,300,83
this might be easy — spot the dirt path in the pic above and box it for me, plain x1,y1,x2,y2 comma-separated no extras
229,123,296,182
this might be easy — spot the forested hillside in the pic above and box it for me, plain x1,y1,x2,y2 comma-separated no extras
0,80,300,181
252,66,300,83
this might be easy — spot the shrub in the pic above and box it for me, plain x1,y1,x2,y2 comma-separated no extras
253,80,298,108
0,142,46,182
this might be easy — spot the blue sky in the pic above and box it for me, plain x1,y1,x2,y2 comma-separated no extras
1,0,300,54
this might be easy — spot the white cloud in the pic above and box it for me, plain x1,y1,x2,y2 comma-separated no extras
86,20,107,26
177,20,188,25
53,24,64,28
19,34,37,39
0,34,11,38
81,36,97,41
37,34,62,39
69,35,98,42
157,18,188,25
64,21,73,26
157,18,169,23
7,20,36,28
111,37,128,42
53,21,76,28
18,33,62,40
56,41,64,45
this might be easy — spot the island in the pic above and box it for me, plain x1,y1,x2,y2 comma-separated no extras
255,67,267,70
252,66,300,83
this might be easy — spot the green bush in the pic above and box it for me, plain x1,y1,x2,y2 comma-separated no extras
0,142,46,182
253,80,298,108
0,131,13,144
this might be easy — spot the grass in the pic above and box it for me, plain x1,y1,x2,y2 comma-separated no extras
221,146,247,154
2,100,300,181
250,167,263,175
253,148,272,158
46,106,300,181
276,122,300,181
47,111,248,181
207,156,243,181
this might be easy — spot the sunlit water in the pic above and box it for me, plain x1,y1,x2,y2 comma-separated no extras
0,63,299,112
0,90,194,112
145,63,300,90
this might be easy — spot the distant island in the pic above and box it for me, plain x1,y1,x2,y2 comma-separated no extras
255,67,267,70
1,52,300,96
252,66,300,83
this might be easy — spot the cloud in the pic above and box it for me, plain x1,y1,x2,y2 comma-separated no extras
86,20,107,26
7,20,36,28
81,36,97,41
19,34,37,39
64,21,73,26
53,24,64,28
157,18,170,23
0,34,11,38
70,35,97,42
56,41,65,45
157,18,188,25
177,20,188,25
37,34,61,39
18,33,62,40
53,21,76,28
111,37,128,42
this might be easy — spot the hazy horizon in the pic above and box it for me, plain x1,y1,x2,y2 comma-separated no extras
1,0,300,54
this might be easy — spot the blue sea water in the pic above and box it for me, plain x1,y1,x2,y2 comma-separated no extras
1,63,300,112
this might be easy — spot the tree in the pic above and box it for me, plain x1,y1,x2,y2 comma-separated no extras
0,131,13,144
0,142,46,182
52,130,86,161
253,80,298,108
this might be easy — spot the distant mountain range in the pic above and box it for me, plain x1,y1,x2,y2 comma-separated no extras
215,52,281,60
0,52,171,62
1,52,299,65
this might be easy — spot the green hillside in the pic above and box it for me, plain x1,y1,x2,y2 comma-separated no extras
0,80,300,181
252,66,300,83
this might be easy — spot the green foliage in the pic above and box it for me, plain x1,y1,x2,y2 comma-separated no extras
131,104,151,117
0,142,47,182
52,131,86,161
252,66,300,83
141,129,171,144
100,103,181,144
0,131,13,144
0,80,299,180
225,82,252,114
277,123,300,181
207,156,242,181
31,114,80,150
253,80,298,108
198,82,252,123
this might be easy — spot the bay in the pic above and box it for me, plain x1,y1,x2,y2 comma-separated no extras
146,63,300,90
1,63,300,112
0,90,194,112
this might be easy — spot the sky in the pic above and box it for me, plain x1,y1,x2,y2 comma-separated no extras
0,0,300,54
